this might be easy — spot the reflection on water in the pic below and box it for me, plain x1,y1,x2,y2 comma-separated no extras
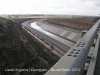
31,22,75,47
31,22,54,37
31,22,46,33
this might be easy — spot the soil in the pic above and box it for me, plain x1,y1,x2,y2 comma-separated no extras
0,17,60,75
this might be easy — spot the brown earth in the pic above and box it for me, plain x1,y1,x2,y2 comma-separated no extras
46,17,99,30
0,17,60,75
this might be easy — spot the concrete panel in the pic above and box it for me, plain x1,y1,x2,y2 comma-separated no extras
44,25,51,30
48,26,53,30
39,24,43,27
72,34,81,42
41,24,45,28
56,29,64,34
43,25,48,29
47,26,52,30
63,32,72,37
60,30,68,36
49,27,56,32
53,28,60,33
67,32,78,40
52,27,58,33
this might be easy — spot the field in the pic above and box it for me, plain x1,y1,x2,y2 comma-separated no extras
46,17,99,30
0,14,98,19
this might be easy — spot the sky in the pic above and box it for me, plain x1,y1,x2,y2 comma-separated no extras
0,0,100,16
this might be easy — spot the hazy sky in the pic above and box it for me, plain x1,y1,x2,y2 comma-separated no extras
0,0,100,16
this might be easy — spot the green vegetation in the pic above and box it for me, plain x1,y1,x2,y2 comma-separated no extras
0,14,99,19
0,14,73,18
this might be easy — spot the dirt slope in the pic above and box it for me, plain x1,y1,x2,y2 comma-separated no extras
0,17,59,75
